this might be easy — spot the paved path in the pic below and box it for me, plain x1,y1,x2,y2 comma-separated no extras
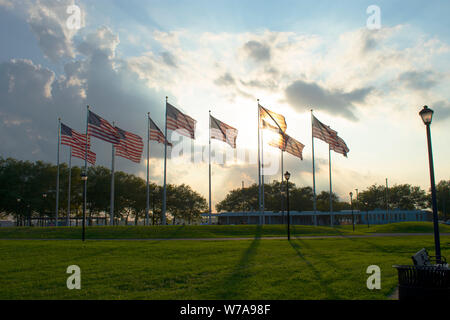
2,233,449,241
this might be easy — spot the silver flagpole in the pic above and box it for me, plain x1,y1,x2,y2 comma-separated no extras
162,97,168,225
146,113,150,226
257,100,262,214
209,111,212,225
261,123,265,218
56,118,61,227
329,145,333,227
110,122,115,226
67,147,72,227
311,110,317,226
83,106,89,239
281,149,284,214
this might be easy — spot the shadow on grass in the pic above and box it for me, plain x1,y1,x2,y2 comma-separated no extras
289,240,339,299
215,225,262,299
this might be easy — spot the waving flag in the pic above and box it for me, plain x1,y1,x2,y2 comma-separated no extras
312,115,338,145
72,146,96,165
115,127,144,163
61,123,89,149
262,120,305,160
150,117,172,147
210,115,238,148
259,104,287,133
88,110,120,144
330,136,350,157
166,102,196,139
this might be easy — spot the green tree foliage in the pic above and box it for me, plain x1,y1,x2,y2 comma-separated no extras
436,180,450,220
0,157,207,224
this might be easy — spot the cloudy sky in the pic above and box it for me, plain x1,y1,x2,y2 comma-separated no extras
1,0,449,209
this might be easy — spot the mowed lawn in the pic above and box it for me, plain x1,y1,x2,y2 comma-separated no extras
1,222,449,240
1,234,449,300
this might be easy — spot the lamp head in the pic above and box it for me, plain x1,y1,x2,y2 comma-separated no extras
81,172,88,181
419,105,434,125
284,171,291,181
349,192,353,198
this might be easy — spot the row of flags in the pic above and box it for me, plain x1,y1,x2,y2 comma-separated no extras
54,98,350,227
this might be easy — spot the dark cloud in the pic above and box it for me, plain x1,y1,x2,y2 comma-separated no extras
243,40,271,63
214,73,235,86
431,101,450,123
161,51,177,68
398,70,438,90
285,80,373,121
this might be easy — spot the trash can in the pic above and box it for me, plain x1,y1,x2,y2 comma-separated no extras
393,265,450,300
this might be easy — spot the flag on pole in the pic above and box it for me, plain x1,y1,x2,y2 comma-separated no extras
210,115,238,148
259,105,287,133
61,123,90,149
166,102,196,139
330,136,350,157
311,115,338,145
263,120,305,160
72,146,96,165
88,110,120,144
114,127,144,163
149,117,172,147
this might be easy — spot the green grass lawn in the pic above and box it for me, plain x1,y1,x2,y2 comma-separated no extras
1,235,449,300
0,222,449,240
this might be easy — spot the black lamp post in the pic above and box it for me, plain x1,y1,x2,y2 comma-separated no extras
81,171,88,242
419,105,441,264
284,171,291,241
350,192,354,232
16,198,21,226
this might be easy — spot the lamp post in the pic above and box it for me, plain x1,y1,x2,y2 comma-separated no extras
16,198,21,226
419,105,441,264
350,192,354,232
81,171,88,242
284,171,291,241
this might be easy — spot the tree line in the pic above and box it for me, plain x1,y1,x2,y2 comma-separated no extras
0,157,207,225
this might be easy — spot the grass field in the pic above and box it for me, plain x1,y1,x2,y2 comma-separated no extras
1,222,449,240
1,235,449,300
1,223,449,300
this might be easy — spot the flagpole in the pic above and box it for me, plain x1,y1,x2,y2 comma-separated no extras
67,147,72,227
162,97,168,225
281,149,284,214
257,100,262,214
56,117,61,227
329,145,333,227
261,123,265,218
311,110,317,226
83,106,89,240
110,123,115,226
209,111,212,225
146,113,150,226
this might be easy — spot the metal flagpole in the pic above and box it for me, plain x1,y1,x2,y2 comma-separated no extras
110,124,115,226
209,111,212,225
311,110,317,226
281,149,284,214
262,126,265,217
162,97,168,225
83,106,89,241
67,147,72,227
257,100,262,214
146,115,151,226
56,118,61,227
329,146,333,227
386,178,389,223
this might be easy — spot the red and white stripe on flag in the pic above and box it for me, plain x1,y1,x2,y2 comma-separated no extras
149,117,172,147
71,145,96,165
166,102,196,140
259,105,287,133
312,115,338,145
61,123,90,149
210,115,238,149
115,127,144,163
330,136,350,157
88,110,120,144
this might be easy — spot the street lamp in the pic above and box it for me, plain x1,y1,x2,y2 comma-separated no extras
16,198,21,226
284,171,291,240
350,192,354,232
81,171,88,242
419,105,442,264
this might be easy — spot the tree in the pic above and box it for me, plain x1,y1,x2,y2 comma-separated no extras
436,180,450,220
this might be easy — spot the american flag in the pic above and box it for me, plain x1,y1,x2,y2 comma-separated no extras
88,110,120,144
114,126,144,163
312,115,338,145
210,115,238,149
61,123,89,149
149,117,172,147
259,104,287,133
330,136,350,157
72,146,96,165
166,102,196,140
262,120,305,160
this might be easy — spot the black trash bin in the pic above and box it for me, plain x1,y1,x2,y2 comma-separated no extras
393,265,450,300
